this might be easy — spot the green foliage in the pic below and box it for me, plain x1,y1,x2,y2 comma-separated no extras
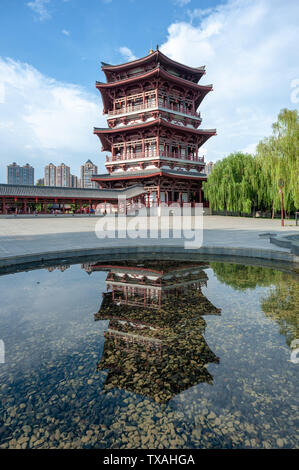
204,109,299,214
261,277,299,346
211,262,299,345
210,262,283,291
203,152,259,213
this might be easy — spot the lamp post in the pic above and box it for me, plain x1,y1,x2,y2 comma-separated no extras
278,179,284,227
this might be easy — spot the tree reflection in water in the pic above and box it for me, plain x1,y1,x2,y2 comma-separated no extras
211,262,299,346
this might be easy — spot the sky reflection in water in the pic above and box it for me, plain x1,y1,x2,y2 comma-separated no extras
0,258,298,449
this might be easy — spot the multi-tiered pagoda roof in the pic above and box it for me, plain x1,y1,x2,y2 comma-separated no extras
92,260,221,402
92,48,216,207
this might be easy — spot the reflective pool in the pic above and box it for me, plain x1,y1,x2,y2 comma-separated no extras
0,257,298,449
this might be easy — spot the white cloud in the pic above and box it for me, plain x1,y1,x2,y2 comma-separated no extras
119,46,137,62
160,0,299,161
27,0,51,21
61,29,70,36
0,58,106,181
0,83,5,103
175,0,191,6
242,143,258,155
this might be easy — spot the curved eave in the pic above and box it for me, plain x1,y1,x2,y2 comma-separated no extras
91,265,164,274
96,67,210,89
94,118,216,136
94,119,216,151
96,67,212,112
91,171,207,182
101,50,205,81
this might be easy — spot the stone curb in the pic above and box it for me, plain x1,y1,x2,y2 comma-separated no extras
270,234,299,256
0,244,297,269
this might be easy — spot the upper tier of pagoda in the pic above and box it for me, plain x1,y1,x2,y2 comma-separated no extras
101,49,206,84
97,67,212,116
96,49,212,118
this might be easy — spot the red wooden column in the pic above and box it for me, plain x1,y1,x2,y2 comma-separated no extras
158,290,162,307
79,200,82,213
24,199,27,214
2,197,6,214
157,185,161,207
44,200,47,214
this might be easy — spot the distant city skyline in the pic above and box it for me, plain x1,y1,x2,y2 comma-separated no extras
5,158,213,186
5,159,100,188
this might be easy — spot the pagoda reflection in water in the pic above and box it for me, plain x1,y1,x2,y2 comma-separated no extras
90,260,221,403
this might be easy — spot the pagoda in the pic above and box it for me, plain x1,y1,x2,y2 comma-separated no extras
92,260,221,402
92,47,216,208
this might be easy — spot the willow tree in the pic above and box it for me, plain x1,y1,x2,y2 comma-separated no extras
202,152,259,214
255,136,280,215
210,262,283,291
261,276,299,346
256,108,299,214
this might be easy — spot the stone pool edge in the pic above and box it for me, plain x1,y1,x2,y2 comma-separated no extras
270,233,299,256
0,244,298,269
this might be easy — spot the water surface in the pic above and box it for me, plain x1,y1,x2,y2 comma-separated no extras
0,258,298,449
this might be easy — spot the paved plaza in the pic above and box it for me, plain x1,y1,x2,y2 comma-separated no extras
0,215,298,267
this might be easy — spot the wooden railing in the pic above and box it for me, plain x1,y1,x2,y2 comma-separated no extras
106,152,204,163
107,101,201,119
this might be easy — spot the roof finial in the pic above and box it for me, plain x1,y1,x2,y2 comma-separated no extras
149,40,154,54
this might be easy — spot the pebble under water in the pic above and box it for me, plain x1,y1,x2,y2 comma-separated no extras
0,257,298,449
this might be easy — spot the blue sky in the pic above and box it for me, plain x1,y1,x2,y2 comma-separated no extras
1,0,222,87
0,0,298,182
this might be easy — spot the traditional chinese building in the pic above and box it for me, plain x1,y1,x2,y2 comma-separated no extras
93,47,216,208
90,260,221,402
89,260,211,309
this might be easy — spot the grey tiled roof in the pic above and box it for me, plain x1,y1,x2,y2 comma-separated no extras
93,169,207,179
0,184,146,199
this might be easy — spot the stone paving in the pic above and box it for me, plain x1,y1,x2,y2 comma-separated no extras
0,215,298,266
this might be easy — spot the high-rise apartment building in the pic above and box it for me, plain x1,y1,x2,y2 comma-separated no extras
44,163,57,186
80,160,98,188
44,163,79,187
70,174,79,188
56,163,70,187
6,163,34,185
205,161,215,175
